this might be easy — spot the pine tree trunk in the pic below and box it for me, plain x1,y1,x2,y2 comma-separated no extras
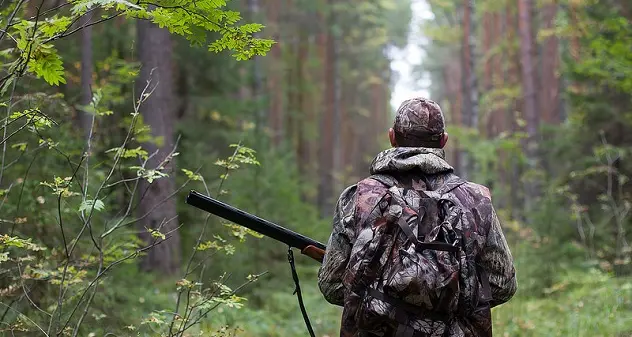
296,24,309,179
540,3,560,125
443,58,462,174
483,10,493,139
506,4,522,220
266,0,284,147
461,0,479,179
317,0,337,217
518,0,540,210
135,17,181,276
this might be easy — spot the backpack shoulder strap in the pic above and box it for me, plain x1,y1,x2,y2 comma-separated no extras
425,176,467,199
371,174,466,195
368,174,399,188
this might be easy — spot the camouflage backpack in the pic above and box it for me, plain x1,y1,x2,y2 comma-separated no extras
342,174,492,337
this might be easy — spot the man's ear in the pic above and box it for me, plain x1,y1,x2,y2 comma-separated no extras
439,132,449,148
388,128,397,147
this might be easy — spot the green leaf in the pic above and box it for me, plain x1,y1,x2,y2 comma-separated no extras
79,199,105,213
146,227,166,240
11,142,28,151
70,0,141,15
33,54,66,85
0,252,9,264
0,235,46,251
182,168,202,181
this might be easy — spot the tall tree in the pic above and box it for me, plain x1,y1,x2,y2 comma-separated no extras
461,0,479,178
518,0,539,210
539,2,560,125
317,0,337,216
79,11,93,139
135,15,181,275
266,0,284,146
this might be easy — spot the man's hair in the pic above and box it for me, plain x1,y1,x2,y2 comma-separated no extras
393,131,443,148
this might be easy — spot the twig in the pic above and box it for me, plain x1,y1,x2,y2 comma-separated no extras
70,247,103,337
167,143,242,335
0,29,18,43
175,272,267,334
49,155,85,335
79,106,97,247
17,262,52,318
0,302,50,337
0,78,17,186
51,80,155,334
0,0,25,42
45,12,124,43
59,227,182,333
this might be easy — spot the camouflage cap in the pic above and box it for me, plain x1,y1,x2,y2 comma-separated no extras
393,97,445,147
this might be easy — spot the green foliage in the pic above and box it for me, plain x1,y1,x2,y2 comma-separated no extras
492,244,632,337
0,0,275,335
0,0,272,91
446,125,526,193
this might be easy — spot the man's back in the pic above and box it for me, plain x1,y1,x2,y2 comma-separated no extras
318,146,517,337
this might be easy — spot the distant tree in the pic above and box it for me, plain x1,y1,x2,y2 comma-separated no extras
136,15,181,275
317,0,337,217
518,0,540,211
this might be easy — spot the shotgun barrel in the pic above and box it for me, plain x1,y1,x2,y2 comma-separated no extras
185,190,326,262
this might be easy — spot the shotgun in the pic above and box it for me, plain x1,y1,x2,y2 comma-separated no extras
185,190,327,263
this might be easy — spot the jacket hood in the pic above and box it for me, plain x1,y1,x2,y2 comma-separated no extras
369,147,454,175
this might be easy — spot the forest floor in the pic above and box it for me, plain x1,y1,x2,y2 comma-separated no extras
104,243,632,336
204,268,632,337
199,239,632,337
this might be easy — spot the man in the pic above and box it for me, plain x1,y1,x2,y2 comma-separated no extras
317,97,517,337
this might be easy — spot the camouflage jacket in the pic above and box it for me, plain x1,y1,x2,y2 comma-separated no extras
317,147,517,337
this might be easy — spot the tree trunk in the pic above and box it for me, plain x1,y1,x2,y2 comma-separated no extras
461,0,479,179
483,10,493,139
317,0,337,217
506,4,522,220
493,10,508,207
540,2,560,125
518,0,540,210
266,0,284,147
79,12,93,139
296,26,312,198
443,57,462,174
135,16,181,276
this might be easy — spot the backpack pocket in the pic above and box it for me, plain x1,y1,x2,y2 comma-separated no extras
382,242,461,314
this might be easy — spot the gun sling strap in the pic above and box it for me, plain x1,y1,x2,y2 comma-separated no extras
287,246,316,337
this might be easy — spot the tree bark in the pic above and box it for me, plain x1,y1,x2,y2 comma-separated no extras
507,4,522,220
461,0,479,179
518,0,540,209
135,17,181,276
79,12,93,140
540,2,560,124
266,0,284,147
317,0,337,217
443,57,462,174
296,26,309,177
483,10,493,139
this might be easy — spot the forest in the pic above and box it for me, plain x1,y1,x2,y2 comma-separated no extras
0,0,631,336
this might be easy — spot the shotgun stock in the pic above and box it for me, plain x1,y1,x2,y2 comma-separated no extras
185,190,326,263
